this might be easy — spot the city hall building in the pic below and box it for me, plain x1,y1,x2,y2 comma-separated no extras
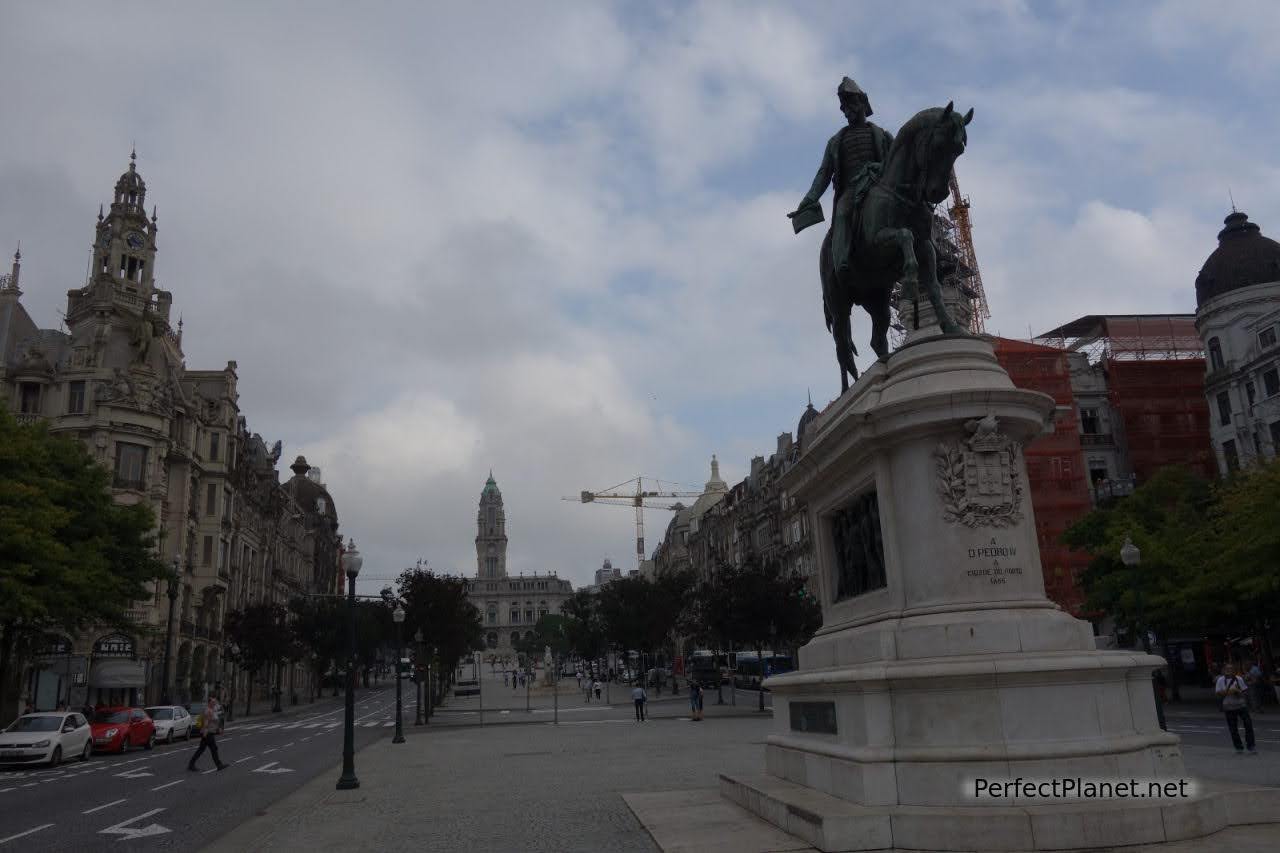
467,472,573,654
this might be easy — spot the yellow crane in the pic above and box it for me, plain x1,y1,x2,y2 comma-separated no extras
564,476,702,571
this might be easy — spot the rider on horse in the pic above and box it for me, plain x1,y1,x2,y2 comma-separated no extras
791,77,894,276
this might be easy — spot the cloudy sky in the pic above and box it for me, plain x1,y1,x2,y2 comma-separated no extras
3,1,1277,588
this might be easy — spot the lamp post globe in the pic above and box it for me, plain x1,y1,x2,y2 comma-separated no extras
392,605,405,744
336,539,362,790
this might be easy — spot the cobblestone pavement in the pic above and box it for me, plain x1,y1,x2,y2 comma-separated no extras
204,713,774,852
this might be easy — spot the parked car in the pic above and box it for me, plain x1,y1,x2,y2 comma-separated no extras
90,707,156,753
144,705,193,743
185,702,206,731
0,712,93,767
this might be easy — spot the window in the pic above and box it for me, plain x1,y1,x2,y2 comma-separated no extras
113,443,147,489
525,609,534,623
1260,327,1277,350
1217,391,1232,426
202,535,214,565
1247,382,1257,406
67,381,86,414
487,608,496,625
206,483,217,516
1079,407,1100,435
510,609,520,623
510,632,520,647
209,432,220,461
1208,338,1224,371
1089,464,1108,485
1223,440,1239,473
219,541,228,573
1265,369,1280,398
19,382,40,413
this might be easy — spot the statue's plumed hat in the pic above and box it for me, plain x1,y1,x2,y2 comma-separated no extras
837,76,873,116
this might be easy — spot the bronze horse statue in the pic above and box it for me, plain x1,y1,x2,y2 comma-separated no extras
820,103,973,392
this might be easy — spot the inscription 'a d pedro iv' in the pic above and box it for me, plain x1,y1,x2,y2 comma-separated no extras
966,539,1023,585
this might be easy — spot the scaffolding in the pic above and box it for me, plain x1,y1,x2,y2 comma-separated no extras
1035,315,1204,364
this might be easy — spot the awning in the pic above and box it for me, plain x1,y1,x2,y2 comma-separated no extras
89,659,147,688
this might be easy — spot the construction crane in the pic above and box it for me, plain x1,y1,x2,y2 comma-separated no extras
564,476,702,571
947,170,990,334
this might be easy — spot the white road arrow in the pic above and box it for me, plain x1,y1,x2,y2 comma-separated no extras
251,761,294,774
98,808,170,840
113,769,154,779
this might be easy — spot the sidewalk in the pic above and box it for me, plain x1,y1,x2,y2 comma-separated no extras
202,713,1280,853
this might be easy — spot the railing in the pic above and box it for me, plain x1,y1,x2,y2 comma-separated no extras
14,412,44,426
1079,433,1114,448
113,477,146,492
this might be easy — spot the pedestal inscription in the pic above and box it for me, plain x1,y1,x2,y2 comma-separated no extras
831,491,885,600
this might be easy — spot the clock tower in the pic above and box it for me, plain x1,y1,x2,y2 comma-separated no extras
475,471,508,579
92,150,159,298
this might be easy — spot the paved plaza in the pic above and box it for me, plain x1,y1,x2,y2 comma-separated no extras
202,694,1280,853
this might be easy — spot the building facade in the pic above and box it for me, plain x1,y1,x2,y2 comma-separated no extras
1,157,341,715
1194,211,1280,474
465,473,573,653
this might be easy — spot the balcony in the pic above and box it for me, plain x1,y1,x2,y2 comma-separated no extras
1079,433,1114,448
14,412,45,426
113,477,147,492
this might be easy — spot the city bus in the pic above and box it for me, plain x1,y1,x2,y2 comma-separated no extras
733,652,793,689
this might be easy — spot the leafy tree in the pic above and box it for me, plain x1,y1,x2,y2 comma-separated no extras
595,572,695,692
289,595,344,697
225,603,291,716
395,567,483,692
1065,466,1214,644
514,614,572,662
692,560,820,710
0,411,166,720
1202,460,1280,642
559,590,606,663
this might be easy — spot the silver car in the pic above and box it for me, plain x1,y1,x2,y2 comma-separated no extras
144,705,193,743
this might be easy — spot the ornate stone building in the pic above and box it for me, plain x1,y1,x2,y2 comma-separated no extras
464,472,573,654
1194,211,1280,473
655,411,819,596
1,156,341,714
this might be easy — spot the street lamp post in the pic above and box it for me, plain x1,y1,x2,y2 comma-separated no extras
392,605,405,744
161,556,181,705
227,643,239,722
1121,535,1166,731
413,629,425,726
336,539,362,791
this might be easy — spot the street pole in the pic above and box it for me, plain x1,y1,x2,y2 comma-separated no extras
336,540,362,791
553,653,559,725
161,557,179,705
392,605,405,744
730,640,736,706
272,660,283,713
413,630,425,726
526,663,531,713
1121,535,1166,732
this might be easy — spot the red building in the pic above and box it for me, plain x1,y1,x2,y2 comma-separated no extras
991,338,1094,615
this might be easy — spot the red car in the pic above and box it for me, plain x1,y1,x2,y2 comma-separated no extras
90,707,156,753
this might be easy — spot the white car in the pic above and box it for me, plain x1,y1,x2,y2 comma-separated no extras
144,705,193,743
0,711,93,767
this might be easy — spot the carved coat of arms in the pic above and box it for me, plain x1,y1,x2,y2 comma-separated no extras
935,414,1023,527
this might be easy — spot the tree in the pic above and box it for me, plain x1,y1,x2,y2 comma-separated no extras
1065,466,1214,644
289,595,343,698
0,411,166,720
395,567,483,692
560,590,606,663
225,603,291,716
693,560,821,710
514,614,571,662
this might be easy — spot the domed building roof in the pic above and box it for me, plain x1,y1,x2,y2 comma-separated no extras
689,455,729,519
286,455,338,523
1195,211,1280,308
482,470,501,496
113,151,147,209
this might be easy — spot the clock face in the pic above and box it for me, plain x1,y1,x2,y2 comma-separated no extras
126,231,146,249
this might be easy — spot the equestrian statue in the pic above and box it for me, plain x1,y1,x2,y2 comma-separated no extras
789,77,973,392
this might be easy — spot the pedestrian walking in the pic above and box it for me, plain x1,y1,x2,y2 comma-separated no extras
1246,661,1265,713
503,671,509,688
689,680,704,721
593,679,602,701
632,684,647,721
188,693,228,771
1216,663,1257,754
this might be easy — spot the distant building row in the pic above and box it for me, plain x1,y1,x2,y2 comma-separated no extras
1,157,342,715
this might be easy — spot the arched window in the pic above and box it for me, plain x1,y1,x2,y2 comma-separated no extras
487,632,497,649
524,631,534,642
487,607,496,625
510,632,520,647
1209,337,1224,371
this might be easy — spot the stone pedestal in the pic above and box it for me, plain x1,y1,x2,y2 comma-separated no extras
721,332,1279,850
